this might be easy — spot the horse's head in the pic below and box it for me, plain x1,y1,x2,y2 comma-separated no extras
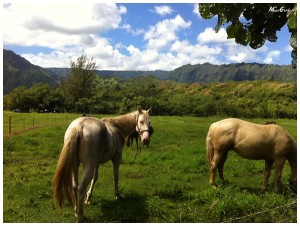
136,106,151,145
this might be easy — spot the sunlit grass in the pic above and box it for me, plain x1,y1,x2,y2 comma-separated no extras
3,114,297,222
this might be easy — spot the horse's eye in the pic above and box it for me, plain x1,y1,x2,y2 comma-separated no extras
140,120,144,124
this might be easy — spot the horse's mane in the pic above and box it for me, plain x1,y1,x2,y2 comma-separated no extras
102,111,138,136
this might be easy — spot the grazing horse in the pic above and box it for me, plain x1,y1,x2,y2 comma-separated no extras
125,125,154,148
206,118,297,193
53,107,151,222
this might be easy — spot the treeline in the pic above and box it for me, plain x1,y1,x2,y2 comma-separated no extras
4,76,297,119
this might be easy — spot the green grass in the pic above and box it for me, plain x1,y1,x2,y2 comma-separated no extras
3,113,297,223
3,111,83,134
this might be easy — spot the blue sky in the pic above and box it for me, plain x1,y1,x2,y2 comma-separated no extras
3,3,293,70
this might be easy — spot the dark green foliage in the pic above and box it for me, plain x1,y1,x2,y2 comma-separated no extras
198,3,297,67
60,55,97,112
3,83,64,113
3,76,296,119
78,77,297,119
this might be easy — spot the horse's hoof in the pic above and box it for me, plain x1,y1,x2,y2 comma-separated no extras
85,200,91,205
115,194,124,200
77,216,88,223
213,185,218,189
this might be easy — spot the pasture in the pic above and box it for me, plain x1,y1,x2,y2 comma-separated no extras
3,113,297,223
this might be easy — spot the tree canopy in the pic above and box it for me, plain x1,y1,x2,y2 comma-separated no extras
198,3,297,68
61,55,97,102
4,76,296,119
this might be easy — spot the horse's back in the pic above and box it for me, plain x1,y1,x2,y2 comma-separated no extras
208,118,296,160
66,117,106,138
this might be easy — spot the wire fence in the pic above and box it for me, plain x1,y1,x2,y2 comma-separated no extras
224,201,297,223
3,113,82,136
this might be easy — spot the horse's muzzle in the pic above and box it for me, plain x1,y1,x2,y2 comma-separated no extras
140,131,150,145
142,137,150,145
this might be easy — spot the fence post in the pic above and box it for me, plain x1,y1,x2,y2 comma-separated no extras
9,116,11,135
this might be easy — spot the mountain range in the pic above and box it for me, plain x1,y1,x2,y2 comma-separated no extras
3,49,297,95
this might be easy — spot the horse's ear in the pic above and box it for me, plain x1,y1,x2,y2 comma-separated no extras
138,106,143,114
147,108,152,114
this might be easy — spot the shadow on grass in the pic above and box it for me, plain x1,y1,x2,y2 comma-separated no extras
92,193,149,223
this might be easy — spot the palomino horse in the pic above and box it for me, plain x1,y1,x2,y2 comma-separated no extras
206,118,297,193
53,107,151,222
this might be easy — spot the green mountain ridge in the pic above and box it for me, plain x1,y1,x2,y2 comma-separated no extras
3,49,297,95
3,49,58,94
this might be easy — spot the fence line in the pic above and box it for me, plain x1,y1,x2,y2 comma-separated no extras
224,201,297,223
3,113,82,136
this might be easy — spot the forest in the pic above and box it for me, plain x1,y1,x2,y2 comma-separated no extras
4,75,297,119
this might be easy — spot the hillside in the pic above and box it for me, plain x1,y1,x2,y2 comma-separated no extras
168,63,296,83
3,49,58,94
4,75,296,118
3,49,297,94
48,63,296,83
91,76,296,118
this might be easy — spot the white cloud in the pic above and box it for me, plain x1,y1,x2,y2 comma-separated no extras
3,3,126,48
151,5,174,16
144,14,191,50
22,50,72,68
193,3,201,18
121,23,145,36
197,27,229,44
4,3,289,70
263,50,281,64
226,45,255,63
284,44,293,52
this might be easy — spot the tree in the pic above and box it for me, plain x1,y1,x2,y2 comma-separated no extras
198,3,297,68
3,86,29,112
61,55,97,103
3,84,65,112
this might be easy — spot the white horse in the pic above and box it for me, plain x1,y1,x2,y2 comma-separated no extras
53,107,151,222
206,118,297,193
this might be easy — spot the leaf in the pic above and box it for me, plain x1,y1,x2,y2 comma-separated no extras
229,22,249,46
215,14,227,32
198,4,215,19
250,32,266,49
287,4,297,31
289,33,297,49
287,12,296,31
226,24,235,39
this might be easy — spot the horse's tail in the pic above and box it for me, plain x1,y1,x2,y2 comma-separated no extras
206,126,214,168
53,128,79,209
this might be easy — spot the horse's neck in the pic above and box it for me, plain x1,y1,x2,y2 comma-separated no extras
105,112,137,137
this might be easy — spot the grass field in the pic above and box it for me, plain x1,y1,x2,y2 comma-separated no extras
3,113,297,223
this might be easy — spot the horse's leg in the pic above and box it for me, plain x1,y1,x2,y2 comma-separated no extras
85,163,100,205
287,152,297,191
77,166,95,222
209,152,224,187
72,167,78,217
112,158,122,199
274,157,286,193
262,160,273,192
218,151,229,185
135,136,138,148
130,137,133,147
